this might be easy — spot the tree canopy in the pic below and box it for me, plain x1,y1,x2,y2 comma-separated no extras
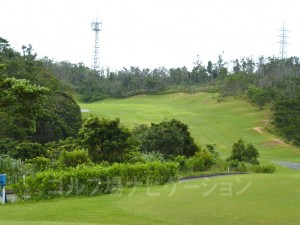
0,37,82,148
133,119,200,158
78,115,134,163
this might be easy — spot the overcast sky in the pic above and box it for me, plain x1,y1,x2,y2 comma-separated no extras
1,0,299,70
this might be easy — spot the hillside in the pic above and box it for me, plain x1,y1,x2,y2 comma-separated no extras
79,92,300,164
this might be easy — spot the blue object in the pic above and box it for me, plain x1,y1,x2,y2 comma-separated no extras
0,174,6,187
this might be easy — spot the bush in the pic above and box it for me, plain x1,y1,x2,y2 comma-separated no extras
227,139,259,164
226,160,249,172
133,119,200,158
12,161,179,200
0,154,26,184
78,115,135,163
10,141,46,161
58,150,92,168
26,157,51,172
175,150,217,173
186,156,205,172
174,155,187,171
251,164,276,173
141,151,165,162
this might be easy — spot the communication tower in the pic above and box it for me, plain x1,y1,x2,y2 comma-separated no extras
91,19,102,70
279,22,288,59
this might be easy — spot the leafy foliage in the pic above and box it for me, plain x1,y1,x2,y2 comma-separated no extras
78,115,135,163
227,139,259,164
10,141,46,161
26,157,51,172
133,119,200,158
58,150,92,168
0,77,49,140
0,38,82,145
12,162,179,200
273,91,300,145
0,154,26,184
251,164,276,173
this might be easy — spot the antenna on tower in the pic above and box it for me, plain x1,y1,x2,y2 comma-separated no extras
278,21,288,59
91,19,102,70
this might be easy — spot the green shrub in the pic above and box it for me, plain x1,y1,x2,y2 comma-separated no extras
227,139,259,164
26,156,51,172
58,150,92,168
226,160,249,172
12,161,179,201
251,164,276,173
194,150,215,170
141,151,165,162
10,141,47,161
174,155,187,171
0,154,26,184
186,156,205,172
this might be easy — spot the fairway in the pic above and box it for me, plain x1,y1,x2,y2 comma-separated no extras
1,92,300,225
79,92,300,164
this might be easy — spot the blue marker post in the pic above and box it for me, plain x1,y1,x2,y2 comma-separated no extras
0,174,7,204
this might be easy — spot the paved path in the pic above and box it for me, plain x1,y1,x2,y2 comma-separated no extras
179,172,247,183
273,161,300,170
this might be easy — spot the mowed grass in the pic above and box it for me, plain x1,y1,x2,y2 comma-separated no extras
79,92,300,164
1,92,300,225
1,174,300,225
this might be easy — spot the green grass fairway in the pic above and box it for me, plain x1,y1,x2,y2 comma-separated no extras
79,92,300,164
1,174,300,225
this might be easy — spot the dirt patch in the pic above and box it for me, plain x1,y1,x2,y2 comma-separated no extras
253,127,263,134
261,139,287,147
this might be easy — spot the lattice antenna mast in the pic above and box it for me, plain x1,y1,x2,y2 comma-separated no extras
91,19,102,70
279,22,288,59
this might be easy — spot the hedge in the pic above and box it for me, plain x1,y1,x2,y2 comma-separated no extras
13,161,179,200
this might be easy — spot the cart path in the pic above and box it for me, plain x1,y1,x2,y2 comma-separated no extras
273,161,300,170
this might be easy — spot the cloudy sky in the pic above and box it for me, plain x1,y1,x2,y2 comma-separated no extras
1,0,299,70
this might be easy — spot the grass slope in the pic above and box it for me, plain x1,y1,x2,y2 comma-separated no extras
79,92,300,164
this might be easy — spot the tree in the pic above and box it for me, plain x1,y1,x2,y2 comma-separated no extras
10,141,46,161
273,93,300,145
227,138,259,164
134,119,200,158
78,115,134,163
221,74,248,96
0,38,82,144
0,77,49,140
247,86,275,110
32,91,82,144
